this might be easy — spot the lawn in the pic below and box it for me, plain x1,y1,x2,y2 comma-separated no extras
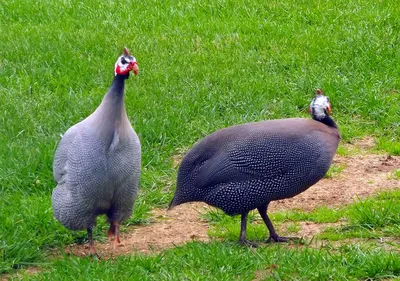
1,0,399,279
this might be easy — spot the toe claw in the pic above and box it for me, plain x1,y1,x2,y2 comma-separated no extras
89,247,101,259
266,235,301,243
239,239,258,248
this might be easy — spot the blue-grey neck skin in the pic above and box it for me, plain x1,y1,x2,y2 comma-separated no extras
104,74,129,100
87,73,131,145
100,74,129,121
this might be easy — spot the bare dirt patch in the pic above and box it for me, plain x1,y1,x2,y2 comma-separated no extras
65,140,399,258
348,135,376,150
65,202,210,258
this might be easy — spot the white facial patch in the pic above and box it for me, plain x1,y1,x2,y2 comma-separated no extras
114,55,137,76
310,95,330,119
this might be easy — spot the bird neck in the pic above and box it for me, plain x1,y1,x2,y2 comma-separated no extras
88,74,131,144
101,74,128,118
105,74,128,99
312,114,338,129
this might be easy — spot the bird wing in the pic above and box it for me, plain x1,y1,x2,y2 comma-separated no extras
195,133,320,189
53,123,108,191
53,124,80,183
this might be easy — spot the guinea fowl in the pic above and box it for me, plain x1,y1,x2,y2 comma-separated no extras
52,48,141,255
169,89,340,246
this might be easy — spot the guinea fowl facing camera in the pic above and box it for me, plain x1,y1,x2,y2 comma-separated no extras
52,48,141,255
170,89,340,246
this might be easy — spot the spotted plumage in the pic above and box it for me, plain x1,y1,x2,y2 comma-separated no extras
170,89,340,246
51,48,141,255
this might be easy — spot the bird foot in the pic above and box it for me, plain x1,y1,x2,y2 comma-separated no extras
238,238,258,248
108,227,120,242
266,235,300,243
108,229,121,250
112,236,121,251
88,246,101,259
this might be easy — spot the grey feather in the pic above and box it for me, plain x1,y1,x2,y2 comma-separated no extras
52,70,141,232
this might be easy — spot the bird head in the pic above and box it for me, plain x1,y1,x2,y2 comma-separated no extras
309,88,332,119
114,47,139,77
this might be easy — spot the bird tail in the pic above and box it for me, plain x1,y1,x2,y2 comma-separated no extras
168,196,179,210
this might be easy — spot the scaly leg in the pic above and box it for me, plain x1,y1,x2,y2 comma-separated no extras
87,227,98,256
108,223,115,242
113,222,120,250
108,221,121,250
257,205,299,243
238,212,258,247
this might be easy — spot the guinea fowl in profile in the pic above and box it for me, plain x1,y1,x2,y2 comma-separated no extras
52,48,141,255
169,89,340,246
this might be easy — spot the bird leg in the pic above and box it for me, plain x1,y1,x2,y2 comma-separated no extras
108,221,121,250
113,222,120,250
87,227,98,257
108,223,115,241
257,205,298,243
238,212,258,247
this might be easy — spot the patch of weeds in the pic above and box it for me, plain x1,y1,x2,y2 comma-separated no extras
325,163,347,178
202,209,230,224
389,169,400,180
286,222,301,234
376,138,400,156
318,225,381,241
320,190,400,240
271,206,345,223
345,245,400,279
125,196,153,226
139,167,177,208
336,143,360,156
348,194,400,228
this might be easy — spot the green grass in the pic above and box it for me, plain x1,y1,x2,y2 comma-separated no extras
324,163,346,178
320,190,400,240
1,0,400,278
390,169,400,180
14,242,400,281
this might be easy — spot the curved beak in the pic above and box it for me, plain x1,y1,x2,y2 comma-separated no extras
132,62,139,75
326,102,332,114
